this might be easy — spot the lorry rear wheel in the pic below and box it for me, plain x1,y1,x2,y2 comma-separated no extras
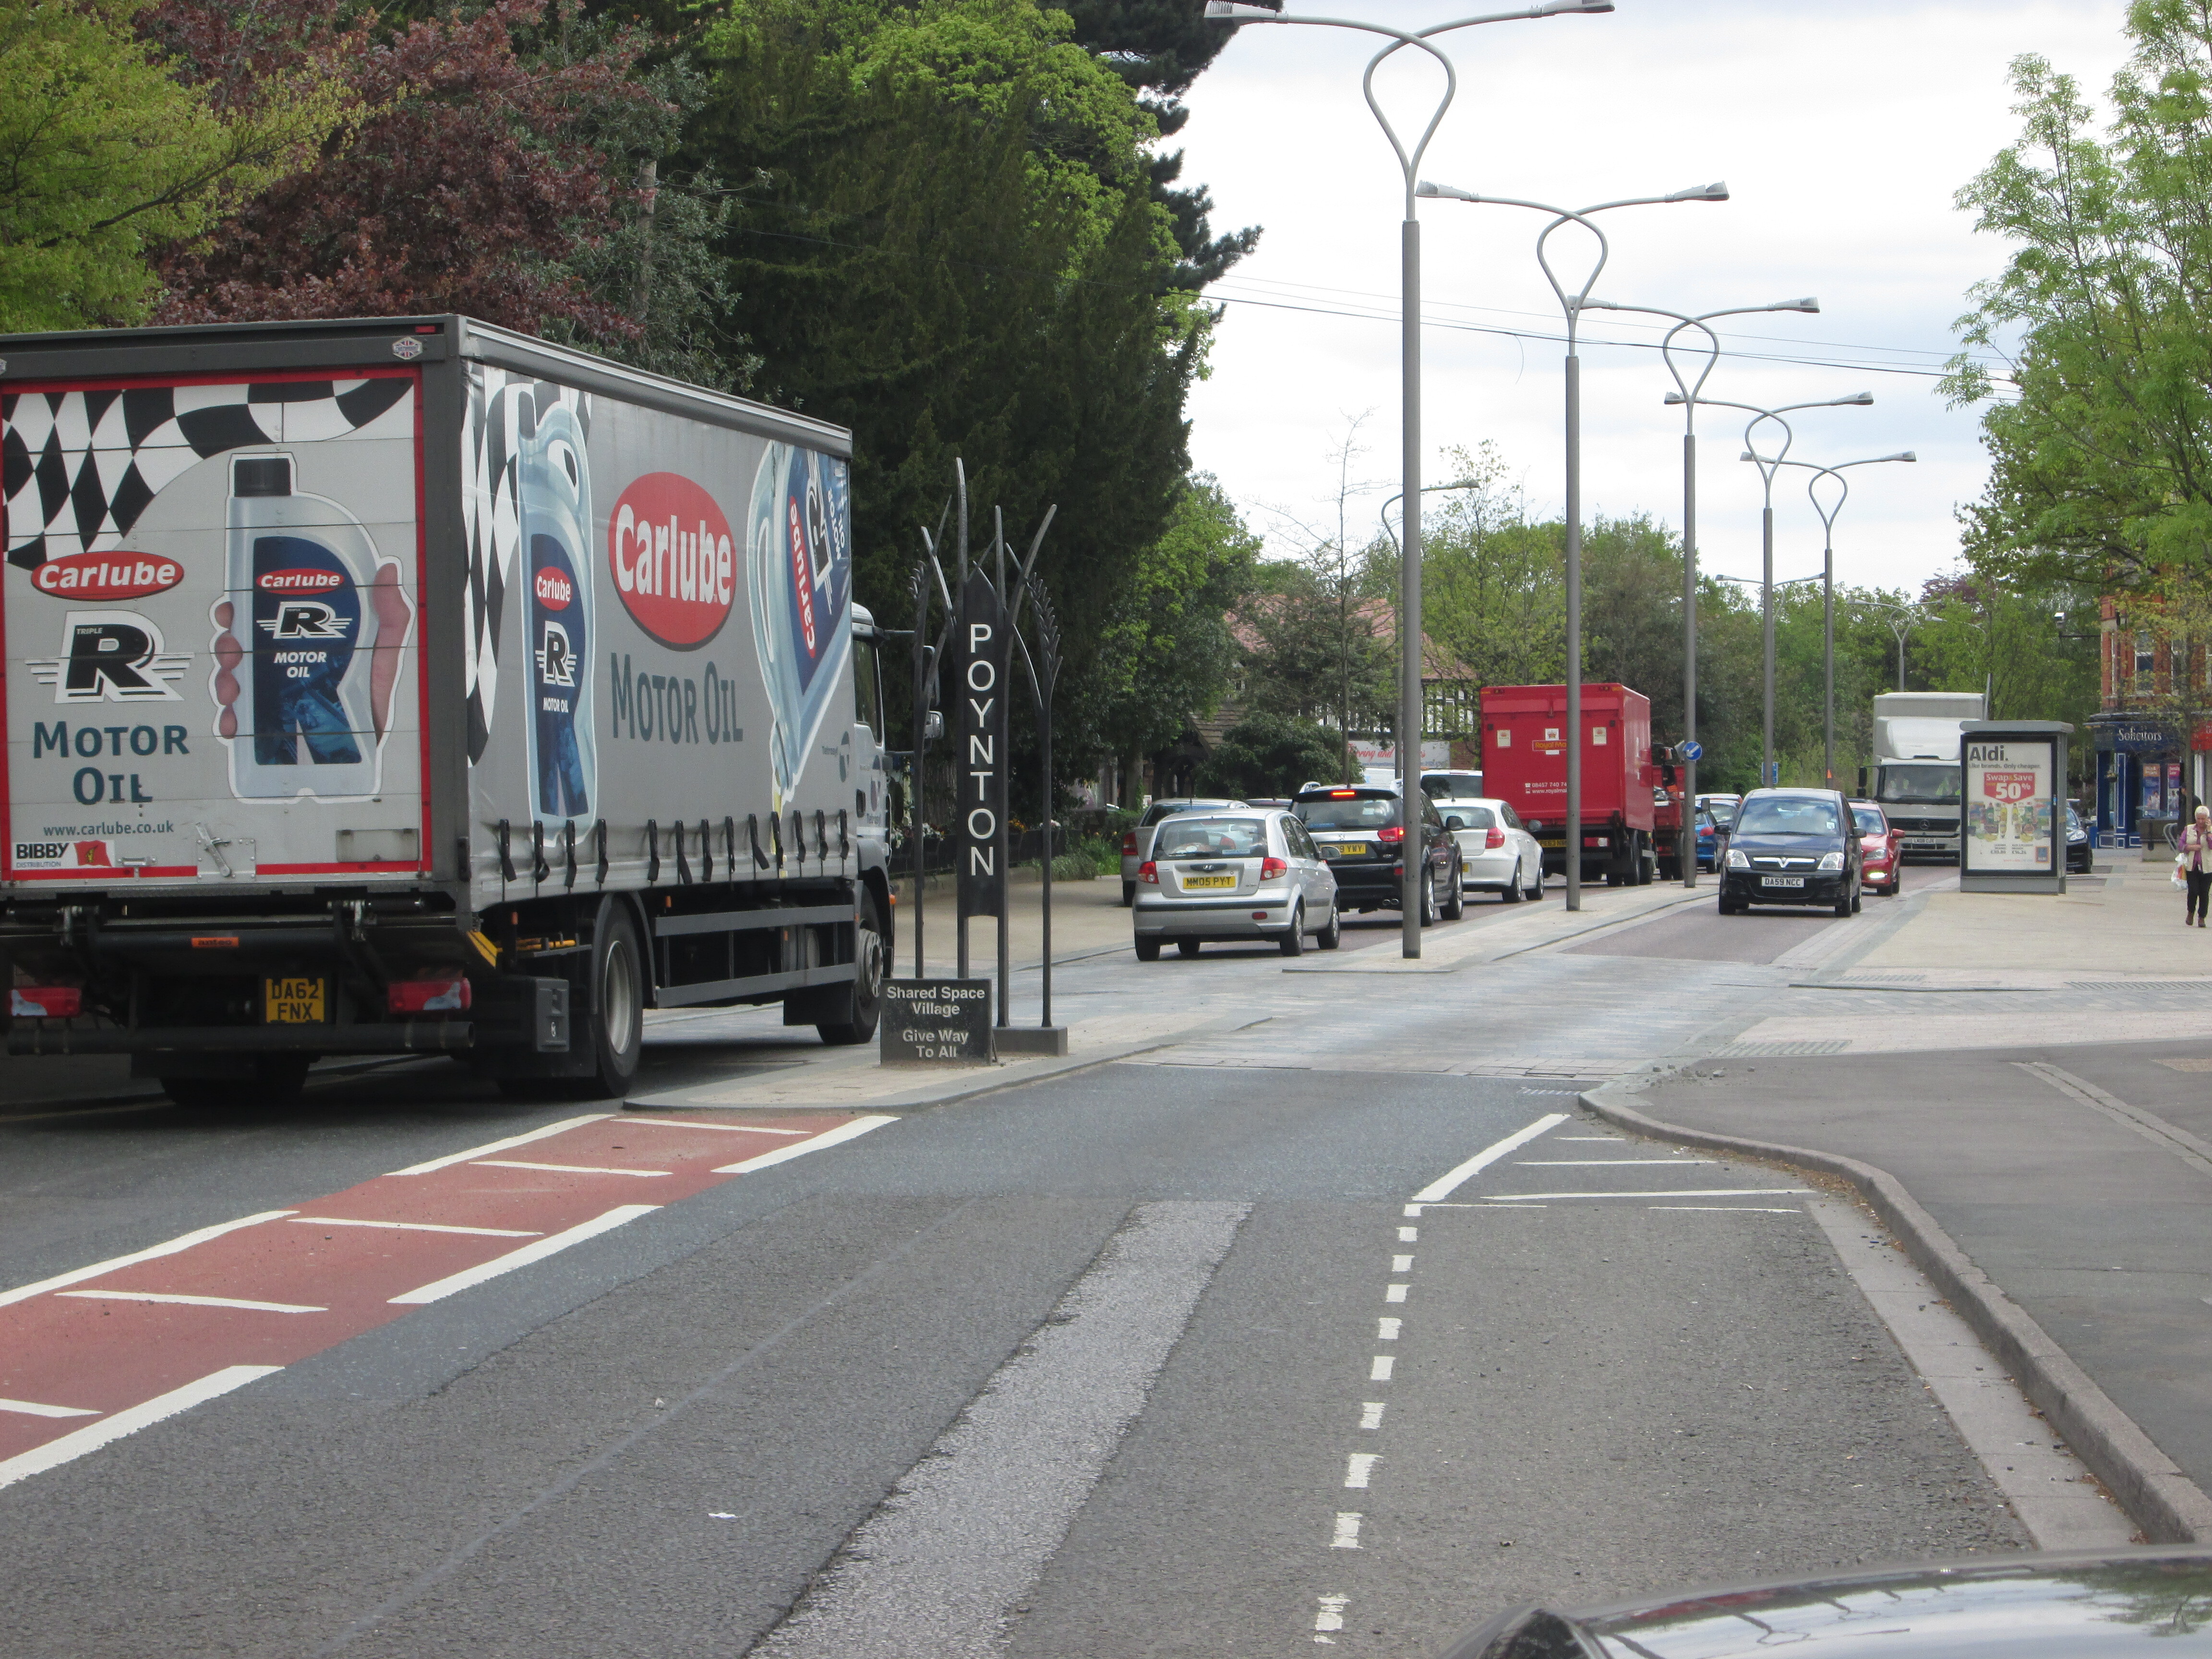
817,890,885,1046
584,902,645,1097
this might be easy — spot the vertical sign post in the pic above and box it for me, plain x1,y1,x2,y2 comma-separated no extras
957,569,1008,1021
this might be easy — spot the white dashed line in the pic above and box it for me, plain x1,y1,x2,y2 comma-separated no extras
1409,1114,1570,1203
1515,1159,1717,1166
713,1114,896,1176
620,1118,809,1134
1397,1226,1418,1243
1331,1513,1363,1549
0,1398,99,1419
1392,1254,1414,1271
1315,1593,1349,1640
289,1216,542,1238
388,1204,661,1305
1376,1317,1401,1340
1358,1402,1384,1430
472,1160,672,1177
1650,1206,1804,1214
1384,1283,1408,1303
388,1115,613,1176
1369,1356,1394,1381
0,1211,295,1309
58,1290,324,1314
1491,1188,1808,1202
1344,1453,1378,1489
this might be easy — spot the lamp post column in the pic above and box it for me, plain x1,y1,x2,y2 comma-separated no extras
1564,347,1584,909
1823,523,1835,788
1682,428,1697,883
1762,501,1776,786
1400,216,1423,952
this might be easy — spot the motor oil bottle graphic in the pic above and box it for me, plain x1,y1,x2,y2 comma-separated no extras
520,401,595,822
747,443,851,805
223,452,385,799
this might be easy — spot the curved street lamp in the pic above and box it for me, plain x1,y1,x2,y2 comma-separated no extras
1669,389,1873,784
1415,180,1729,908
1206,0,1614,952
1583,296,1820,883
1759,454,1918,791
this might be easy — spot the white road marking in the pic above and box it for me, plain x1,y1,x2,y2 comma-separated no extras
1492,1188,1809,1202
472,1159,671,1177
1315,1594,1349,1634
387,1205,661,1305
1650,1206,1803,1214
1392,1254,1414,1271
1384,1283,1408,1303
0,1398,99,1419
59,1289,325,1314
1377,1317,1401,1340
620,1117,809,1134
1397,1227,1418,1243
1369,1357,1394,1381
1409,1113,1569,1202
1344,1453,1379,1488
1515,1159,1717,1166
0,1366,280,1491
0,1211,295,1310
713,1113,896,1176
747,1202,1246,1659
1554,1136,1623,1141
1358,1402,1385,1430
1331,1513,1363,1549
388,1114,613,1176
289,1216,542,1238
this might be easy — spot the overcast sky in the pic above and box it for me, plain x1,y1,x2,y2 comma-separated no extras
1176,0,2134,599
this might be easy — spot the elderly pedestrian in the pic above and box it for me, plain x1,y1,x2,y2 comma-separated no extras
2184,804,2212,927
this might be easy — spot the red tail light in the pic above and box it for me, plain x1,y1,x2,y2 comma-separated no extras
1485,827,1505,849
10,986,80,1018
1139,860,1158,884
1377,825,1405,845
1260,856,1288,880
388,976,472,1014
1121,831,1137,856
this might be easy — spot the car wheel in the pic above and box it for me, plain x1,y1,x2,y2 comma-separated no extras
1316,904,1342,950
1501,857,1524,902
1280,902,1306,957
1419,869,1437,926
1135,937,1161,962
1834,890,1853,918
1178,938,1202,958
1526,862,1544,901
1122,880,1136,906
1442,866,1465,920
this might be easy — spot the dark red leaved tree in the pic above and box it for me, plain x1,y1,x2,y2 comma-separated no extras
150,0,663,341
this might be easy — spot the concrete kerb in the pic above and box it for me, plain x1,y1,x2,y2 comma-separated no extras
1579,1077,2212,1545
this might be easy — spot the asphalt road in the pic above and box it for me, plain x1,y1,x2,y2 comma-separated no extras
0,886,2036,1658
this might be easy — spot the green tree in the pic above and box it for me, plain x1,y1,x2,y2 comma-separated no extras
0,0,343,331
1945,7,2212,594
1198,711,1343,799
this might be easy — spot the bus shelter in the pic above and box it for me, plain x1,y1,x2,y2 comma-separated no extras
1960,721,2073,895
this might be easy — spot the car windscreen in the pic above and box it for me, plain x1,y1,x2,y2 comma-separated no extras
1154,817,1269,858
1297,794,1400,831
1851,806,1886,834
1442,805,1496,829
1734,797,1841,837
1877,764,1961,805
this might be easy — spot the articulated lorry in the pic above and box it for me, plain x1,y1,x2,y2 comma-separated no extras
2,316,892,1104
1865,690,1986,860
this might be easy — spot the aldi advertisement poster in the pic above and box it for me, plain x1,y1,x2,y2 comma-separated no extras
1963,740,2053,873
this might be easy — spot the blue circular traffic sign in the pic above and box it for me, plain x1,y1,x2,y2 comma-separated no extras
1679,739,1704,761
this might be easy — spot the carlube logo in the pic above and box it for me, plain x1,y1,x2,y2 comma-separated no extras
534,567,573,610
257,567,346,594
786,496,817,654
31,552,183,601
608,472,734,649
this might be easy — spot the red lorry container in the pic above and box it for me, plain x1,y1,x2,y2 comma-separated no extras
1480,684,1661,884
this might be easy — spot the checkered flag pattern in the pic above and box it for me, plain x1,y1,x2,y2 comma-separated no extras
2,379,411,574
460,367,588,763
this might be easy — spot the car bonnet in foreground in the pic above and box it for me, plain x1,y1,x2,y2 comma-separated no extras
1440,1550,2212,1659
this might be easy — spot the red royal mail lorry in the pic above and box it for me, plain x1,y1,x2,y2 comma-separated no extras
1480,683,1660,885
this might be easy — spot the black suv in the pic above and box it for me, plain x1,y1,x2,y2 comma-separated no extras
1718,787,1862,916
1293,786,1464,923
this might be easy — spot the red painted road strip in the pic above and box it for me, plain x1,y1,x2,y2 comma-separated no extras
0,1111,891,1487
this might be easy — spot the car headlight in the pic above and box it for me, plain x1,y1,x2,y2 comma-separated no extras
1817,851,1844,872
1726,849,1749,869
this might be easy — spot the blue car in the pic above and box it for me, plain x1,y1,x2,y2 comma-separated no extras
1695,808,1719,872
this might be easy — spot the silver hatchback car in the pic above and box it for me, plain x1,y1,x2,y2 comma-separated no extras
1119,797,1248,904
1132,810,1340,960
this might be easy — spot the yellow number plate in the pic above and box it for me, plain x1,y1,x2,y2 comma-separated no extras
1328,844,1364,857
264,976,326,1024
1183,875,1236,889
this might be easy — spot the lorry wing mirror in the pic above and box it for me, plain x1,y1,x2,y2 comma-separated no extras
923,709,945,742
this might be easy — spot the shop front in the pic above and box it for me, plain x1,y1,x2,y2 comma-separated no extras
2091,716,2185,847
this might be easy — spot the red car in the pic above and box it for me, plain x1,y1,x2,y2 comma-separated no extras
1849,799,1903,896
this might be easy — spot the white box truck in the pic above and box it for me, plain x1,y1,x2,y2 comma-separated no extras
1,316,893,1104
1869,690,1986,860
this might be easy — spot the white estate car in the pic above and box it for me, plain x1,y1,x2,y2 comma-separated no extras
1434,795,1544,902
